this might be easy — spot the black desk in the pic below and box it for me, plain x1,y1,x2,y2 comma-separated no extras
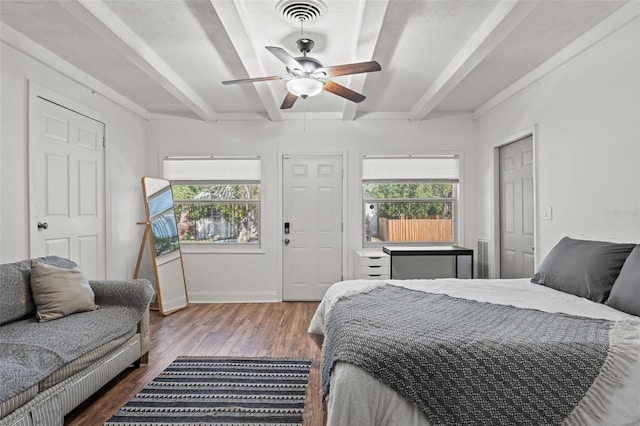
382,246,473,279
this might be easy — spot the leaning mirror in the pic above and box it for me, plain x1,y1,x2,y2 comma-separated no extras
140,177,188,315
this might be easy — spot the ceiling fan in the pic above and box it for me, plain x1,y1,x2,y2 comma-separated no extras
222,38,381,109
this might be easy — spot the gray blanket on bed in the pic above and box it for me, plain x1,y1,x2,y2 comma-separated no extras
322,284,636,426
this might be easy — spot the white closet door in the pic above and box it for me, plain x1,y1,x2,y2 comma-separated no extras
29,93,105,279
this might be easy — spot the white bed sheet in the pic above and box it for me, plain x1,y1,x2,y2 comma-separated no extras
309,278,640,426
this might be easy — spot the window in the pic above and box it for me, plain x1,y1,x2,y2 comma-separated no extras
163,157,261,245
362,155,459,245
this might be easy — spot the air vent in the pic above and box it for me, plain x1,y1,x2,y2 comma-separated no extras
275,0,327,26
477,239,490,279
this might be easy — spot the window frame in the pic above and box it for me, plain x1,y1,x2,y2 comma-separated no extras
163,156,263,252
362,155,460,247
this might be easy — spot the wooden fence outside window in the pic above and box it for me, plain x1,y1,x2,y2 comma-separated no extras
378,217,452,242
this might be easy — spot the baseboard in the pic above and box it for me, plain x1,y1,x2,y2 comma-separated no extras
187,291,279,303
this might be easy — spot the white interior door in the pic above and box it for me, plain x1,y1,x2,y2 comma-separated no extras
29,95,105,279
282,154,343,301
499,135,534,278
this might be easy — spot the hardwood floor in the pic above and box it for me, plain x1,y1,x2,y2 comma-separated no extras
65,302,325,425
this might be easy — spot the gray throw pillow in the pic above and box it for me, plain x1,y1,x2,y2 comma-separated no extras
30,260,99,322
0,256,78,325
606,245,640,316
531,237,635,302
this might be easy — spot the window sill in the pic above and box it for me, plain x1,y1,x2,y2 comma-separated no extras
180,244,265,255
363,242,456,248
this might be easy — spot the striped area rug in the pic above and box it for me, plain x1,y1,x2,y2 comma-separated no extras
105,357,312,425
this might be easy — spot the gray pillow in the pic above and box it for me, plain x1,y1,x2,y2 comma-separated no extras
30,260,98,322
0,256,77,325
606,245,640,316
531,237,635,302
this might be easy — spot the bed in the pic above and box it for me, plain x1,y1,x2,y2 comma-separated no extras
309,238,640,426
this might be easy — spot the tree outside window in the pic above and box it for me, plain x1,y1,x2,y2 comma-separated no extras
172,184,260,244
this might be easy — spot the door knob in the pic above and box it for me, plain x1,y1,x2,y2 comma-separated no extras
284,238,290,245
37,222,48,231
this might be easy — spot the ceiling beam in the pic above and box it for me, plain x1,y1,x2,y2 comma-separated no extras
211,0,283,121
409,0,539,121
474,0,640,119
341,0,389,121
58,0,218,121
0,24,151,120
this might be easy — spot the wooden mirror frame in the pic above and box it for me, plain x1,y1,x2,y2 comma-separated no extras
139,177,188,315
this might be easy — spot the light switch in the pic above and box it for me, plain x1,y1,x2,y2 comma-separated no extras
543,205,552,221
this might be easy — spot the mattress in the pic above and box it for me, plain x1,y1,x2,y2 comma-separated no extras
308,278,640,426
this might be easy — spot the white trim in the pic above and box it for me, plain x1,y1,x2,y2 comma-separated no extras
280,112,346,121
494,127,534,149
149,111,460,122
27,81,108,279
355,112,412,121
425,112,475,121
491,146,500,278
158,151,265,249
2,24,150,120
492,126,537,278
211,0,283,121
361,151,465,248
278,151,348,299
410,0,539,121
28,81,105,129
188,291,279,303
59,0,217,121
457,150,466,250
474,2,640,119
341,0,389,121
180,245,265,255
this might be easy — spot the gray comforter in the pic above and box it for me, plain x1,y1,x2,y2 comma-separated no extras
322,284,637,426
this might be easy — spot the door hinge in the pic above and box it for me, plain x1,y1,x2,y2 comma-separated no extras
341,222,343,231
102,136,106,147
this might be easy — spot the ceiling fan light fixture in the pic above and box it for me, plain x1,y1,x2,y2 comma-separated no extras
286,77,323,98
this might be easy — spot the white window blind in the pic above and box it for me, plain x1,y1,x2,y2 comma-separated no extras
163,157,261,181
362,156,459,181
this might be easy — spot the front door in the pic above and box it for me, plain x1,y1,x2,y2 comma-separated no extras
29,94,106,279
282,154,343,300
499,135,534,278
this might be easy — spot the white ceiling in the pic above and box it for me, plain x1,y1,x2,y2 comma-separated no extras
0,0,632,121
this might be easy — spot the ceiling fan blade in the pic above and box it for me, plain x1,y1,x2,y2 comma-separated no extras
323,80,366,103
266,46,304,72
321,61,381,77
222,76,283,85
280,92,298,109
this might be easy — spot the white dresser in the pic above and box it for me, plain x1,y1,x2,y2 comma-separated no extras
354,250,390,280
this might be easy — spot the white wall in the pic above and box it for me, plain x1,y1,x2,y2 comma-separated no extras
0,42,149,279
475,17,640,276
2,13,636,295
149,118,477,302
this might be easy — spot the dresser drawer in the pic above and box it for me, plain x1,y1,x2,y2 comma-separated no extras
362,265,389,275
360,256,389,267
354,250,390,279
361,273,390,280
